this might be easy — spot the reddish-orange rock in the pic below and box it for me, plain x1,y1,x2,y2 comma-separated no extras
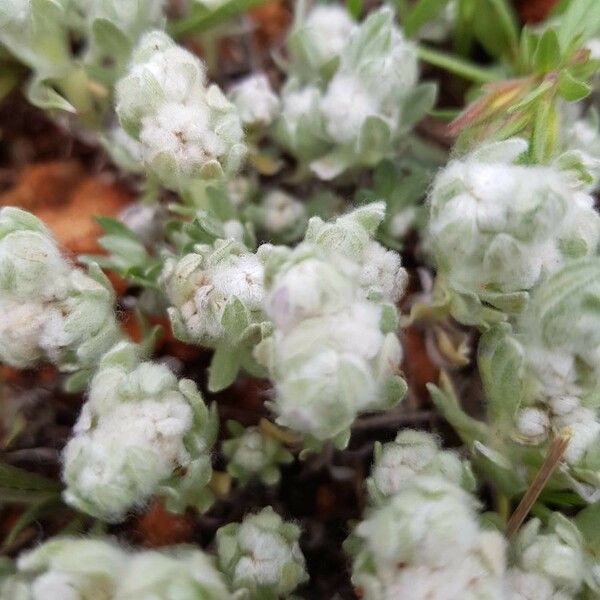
36,175,131,256
249,1,291,47
134,498,195,547
515,0,558,23
0,161,132,256
0,161,85,211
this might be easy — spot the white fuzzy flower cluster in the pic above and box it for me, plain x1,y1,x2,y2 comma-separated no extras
216,506,308,598
249,189,307,243
349,475,506,600
366,429,475,504
62,341,218,522
506,514,595,599
115,31,246,190
428,138,600,323
162,239,266,347
223,421,293,486
0,537,231,600
494,259,600,496
0,207,121,378
275,6,429,179
229,74,280,128
286,3,356,80
255,203,407,450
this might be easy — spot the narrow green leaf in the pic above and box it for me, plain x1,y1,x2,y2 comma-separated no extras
3,498,58,547
403,0,450,38
0,463,61,492
472,0,519,61
416,44,501,83
168,0,269,37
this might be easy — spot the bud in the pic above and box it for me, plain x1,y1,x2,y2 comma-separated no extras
216,506,308,598
162,239,265,347
515,407,550,444
251,189,307,243
222,421,293,486
367,430,474,503
229,74,280,127
62,341,218,521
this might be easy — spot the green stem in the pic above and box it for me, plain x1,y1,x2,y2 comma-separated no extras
417,44,502,84
168,0,269,38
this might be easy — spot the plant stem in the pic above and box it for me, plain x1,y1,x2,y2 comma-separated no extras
417,44,502,84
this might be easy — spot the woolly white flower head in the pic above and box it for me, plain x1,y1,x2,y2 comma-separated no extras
305,202,407,302
256,189,307,242
367,430,474,503
15,537,127,600
303,6,422,179
507,515,587,598
286,3,355,80
263,248,359,332
0,207,70,301
216,506,308,597
0,208,121,373
256,204,406,449
320,73,379,144
162,239,265,347
62,341,217,521
349,475,506,600
428,139,600,321
116,31,245,189
273,81,327,161
117,547,230,599
229,73,280,127
7,536,230,600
